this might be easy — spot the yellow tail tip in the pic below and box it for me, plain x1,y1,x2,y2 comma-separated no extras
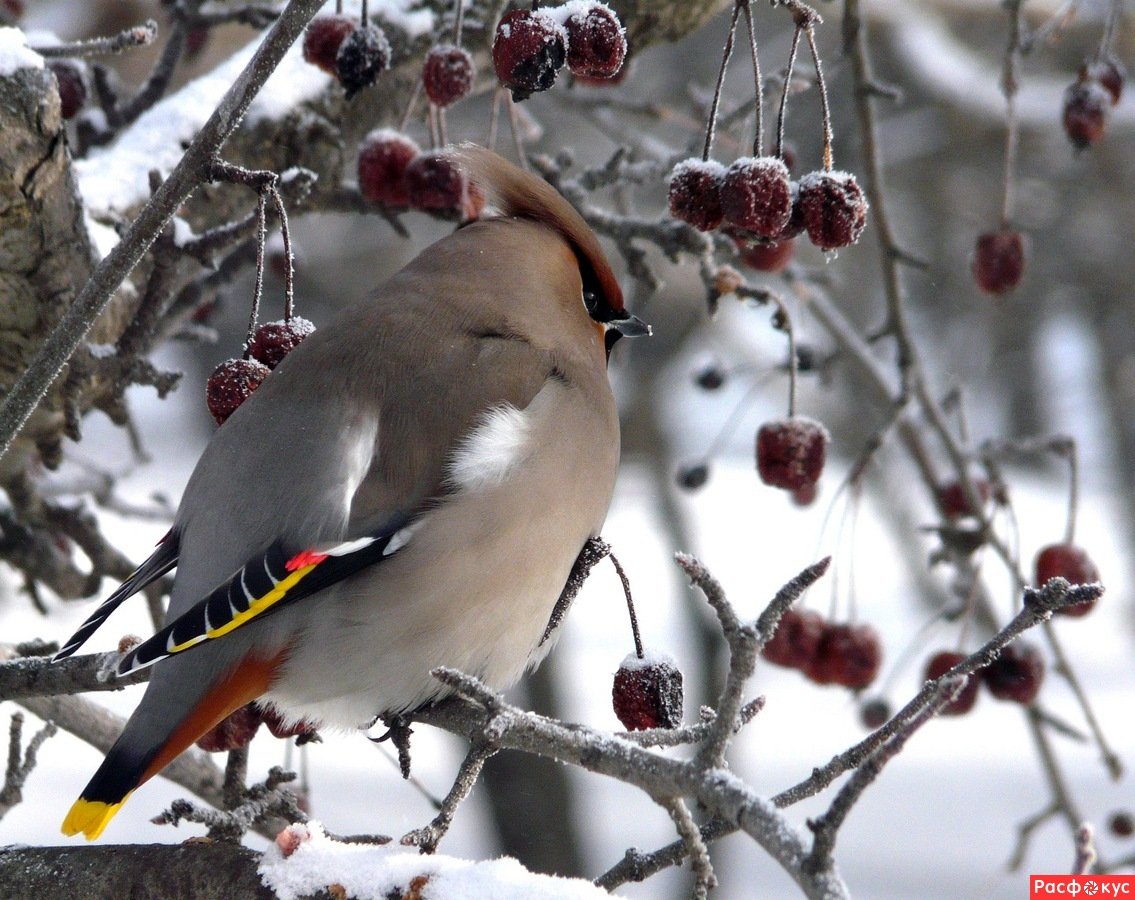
61,796,127,840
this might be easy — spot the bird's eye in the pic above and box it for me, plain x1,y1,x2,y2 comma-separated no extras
583,291,599,315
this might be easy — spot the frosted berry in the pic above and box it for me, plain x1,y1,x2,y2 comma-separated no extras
405,151,469,214
612,653,684,730
1062,80,1110,150
797,171,868,251
983,642,1044,705
859,697,890,730
1109,811,1135,839
358,129,420,208
667,159,726,232
806,622,882,689
206,358,270,425
937,478,991,519
972,229,1024,295
302,14,356,75
492,9,566,101
195,703,262,752
761,607,824,670
694,364,725,390
564,4,627,80
336,23,391,99
248,318,315,370
676,462,709,491
1034,543,1100,617
422,44,475,107
923,650,979,716
47,60,86,119
259,705,320,743
1081,57,1125,104
722,156,793,239
756,417,828,492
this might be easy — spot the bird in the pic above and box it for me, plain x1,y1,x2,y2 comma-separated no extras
54,144,648,840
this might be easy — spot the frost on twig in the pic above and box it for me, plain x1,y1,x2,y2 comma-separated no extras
0,712,57,822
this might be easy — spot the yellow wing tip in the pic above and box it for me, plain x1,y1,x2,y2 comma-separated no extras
61,796,127,840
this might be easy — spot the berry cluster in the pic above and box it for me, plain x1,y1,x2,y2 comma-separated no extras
492,2,627,101
195,702,318,752
357,130,484,220
205,320,315,425
762,608,882,691
917,641,1046,718
611,652,684,731
1063,56,1125,150
302,12,391,98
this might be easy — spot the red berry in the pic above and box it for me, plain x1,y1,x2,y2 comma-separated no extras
676,462,709,491
1034,543,1101,617
358,129,421,208
195,703,263,752
761,607,824,670
791,481,818,507
1109,811,1135,838
205,358,270,425
734,235,796,274
259,705,320,742
404,150,470,215
937,478,991,519
983,642,1044,705
564,3,627,80
422,44,475,107
797,170,868,251
492,9,566,101
806,622,882,690
186,26,210,59
612,653,684,730
756,417,828,492
336,23,391,99
1063,80,1110,149
972,229,1025,295
859,697,890,729
923,650,979,716
722,156,793,239
667,159,726,232
302,14,357,76
47,60,87,119
1080,57,1125,104
247,318,315,370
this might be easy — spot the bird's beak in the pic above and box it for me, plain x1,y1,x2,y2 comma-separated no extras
608,313,651,338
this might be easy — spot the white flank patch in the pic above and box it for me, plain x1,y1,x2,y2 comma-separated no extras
448,404,531,492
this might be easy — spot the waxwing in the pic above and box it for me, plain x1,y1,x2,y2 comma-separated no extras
55,145,648,840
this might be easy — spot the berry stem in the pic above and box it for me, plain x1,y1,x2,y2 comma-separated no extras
610,552,643,659
1099,0,1122,59
335,0,342,13
770,296,799,419
399,75,423,132
774,25,802,161
428,100,441,148
999,0,1024,227
269,187,295,321
506,93,529,170
702,1,744,162
244,192,268,359
487,86,503,150
361,0,368,24
803,25,833,170
453,0,465,46
1064,440,1079,545
740,1,764,157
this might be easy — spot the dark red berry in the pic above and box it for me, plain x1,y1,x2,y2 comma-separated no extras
797,170,868,251
612,653,684,730
937,478,991,519
667,159,726,232
806,622,882,690
1080,57,1125,104
492,9,566,101
923,650,979,716
1063,80,1110,149
983,642,1044,705
185,26,210,59
676,462,709,491
1109,811,1134,838
859,697,890,729
259,705,320,743
791,481,818,507
972,229,1025,295
404,150,469,214
302,14,357,76
735,236,795,274
422,44,475,107
756,417,828,492
564,3,627,80
336,23,391,99
247,318,315,370
206,358,270,425
1035,543,1100,617
357,129,420,207
195,703,263,752
722,156,793,239
47,60,87,119
694,365,725,390
761,608,824,670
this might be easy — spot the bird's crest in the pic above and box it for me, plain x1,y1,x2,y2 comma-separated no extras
451,144,625,316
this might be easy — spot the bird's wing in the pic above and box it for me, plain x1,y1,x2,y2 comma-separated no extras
52,532,180,661
114,516,417,676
